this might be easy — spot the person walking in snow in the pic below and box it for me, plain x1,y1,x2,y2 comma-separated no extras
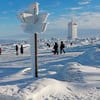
15,45,19,55
0,47,2,55
20,45,24,54
60,41,65,54
53,42,59,55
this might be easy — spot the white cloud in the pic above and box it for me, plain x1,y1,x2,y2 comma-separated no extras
48,18,68,30
48,11,100,31
65,7,83,11
76,12,100,29
78,1,90,5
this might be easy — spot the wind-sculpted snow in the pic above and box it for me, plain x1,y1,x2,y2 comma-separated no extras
0,39,100,100
73,47,100,66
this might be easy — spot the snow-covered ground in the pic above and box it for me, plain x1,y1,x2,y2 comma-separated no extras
0,39,100,100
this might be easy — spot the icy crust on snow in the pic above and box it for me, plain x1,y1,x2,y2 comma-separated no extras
63,62,100,83
19,78,72,100
0,85,21,100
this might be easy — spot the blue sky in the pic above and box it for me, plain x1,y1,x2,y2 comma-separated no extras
0,0,100,39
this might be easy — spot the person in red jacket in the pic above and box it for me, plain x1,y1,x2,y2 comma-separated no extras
0,47,2,55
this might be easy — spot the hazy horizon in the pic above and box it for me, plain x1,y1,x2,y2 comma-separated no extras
0,28,100,40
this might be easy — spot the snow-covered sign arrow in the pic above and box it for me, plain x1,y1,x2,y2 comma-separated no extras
18,2,49,78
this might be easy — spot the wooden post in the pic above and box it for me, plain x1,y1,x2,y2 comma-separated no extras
35,33,38,77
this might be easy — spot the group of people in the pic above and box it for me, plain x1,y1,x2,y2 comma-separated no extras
16,45,24,55
15,41,65,56
53,41,65,55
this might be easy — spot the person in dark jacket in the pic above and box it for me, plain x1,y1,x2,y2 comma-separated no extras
53,42,58,55
15,45,18,55
20,45,24,54
60,41,65,54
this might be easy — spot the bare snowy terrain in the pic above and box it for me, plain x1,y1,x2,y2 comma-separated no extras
0,39,100,100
